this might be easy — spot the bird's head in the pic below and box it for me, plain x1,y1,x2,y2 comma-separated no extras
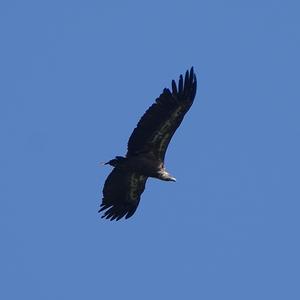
159,170,176,182
167,176,176,182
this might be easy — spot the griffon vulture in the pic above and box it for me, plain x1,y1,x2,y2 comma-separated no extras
99,68,197,220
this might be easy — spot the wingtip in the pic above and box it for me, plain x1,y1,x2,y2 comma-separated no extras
171,79,177,94
178,74,183,93
189,67,197,92
190,66,194,79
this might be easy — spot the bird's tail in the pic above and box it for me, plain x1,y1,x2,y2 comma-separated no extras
104,156,126,167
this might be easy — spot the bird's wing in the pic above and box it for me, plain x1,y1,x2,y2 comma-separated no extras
126,67,197,162
99,168,148,220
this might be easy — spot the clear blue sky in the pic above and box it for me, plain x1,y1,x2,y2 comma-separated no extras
1,0,300,299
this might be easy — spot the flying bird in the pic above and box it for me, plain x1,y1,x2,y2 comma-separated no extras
99,67,197,220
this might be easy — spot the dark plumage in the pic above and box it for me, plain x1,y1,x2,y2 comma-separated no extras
99,68,197,220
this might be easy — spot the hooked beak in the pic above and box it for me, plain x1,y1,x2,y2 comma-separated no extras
170,177,176,182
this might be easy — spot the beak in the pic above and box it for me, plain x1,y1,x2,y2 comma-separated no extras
170,177,176,182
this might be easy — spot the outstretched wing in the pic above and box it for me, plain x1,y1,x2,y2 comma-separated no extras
127,67,197,162
99,168,148,220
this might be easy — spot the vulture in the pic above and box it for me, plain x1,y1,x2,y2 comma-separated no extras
99,67,197,220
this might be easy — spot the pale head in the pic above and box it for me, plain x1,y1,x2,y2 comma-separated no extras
158,170,176,182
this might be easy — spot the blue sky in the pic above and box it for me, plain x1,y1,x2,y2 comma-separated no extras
1,0,300,299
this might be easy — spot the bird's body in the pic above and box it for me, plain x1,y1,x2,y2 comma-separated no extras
100,68,197,220
105,154,174,180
